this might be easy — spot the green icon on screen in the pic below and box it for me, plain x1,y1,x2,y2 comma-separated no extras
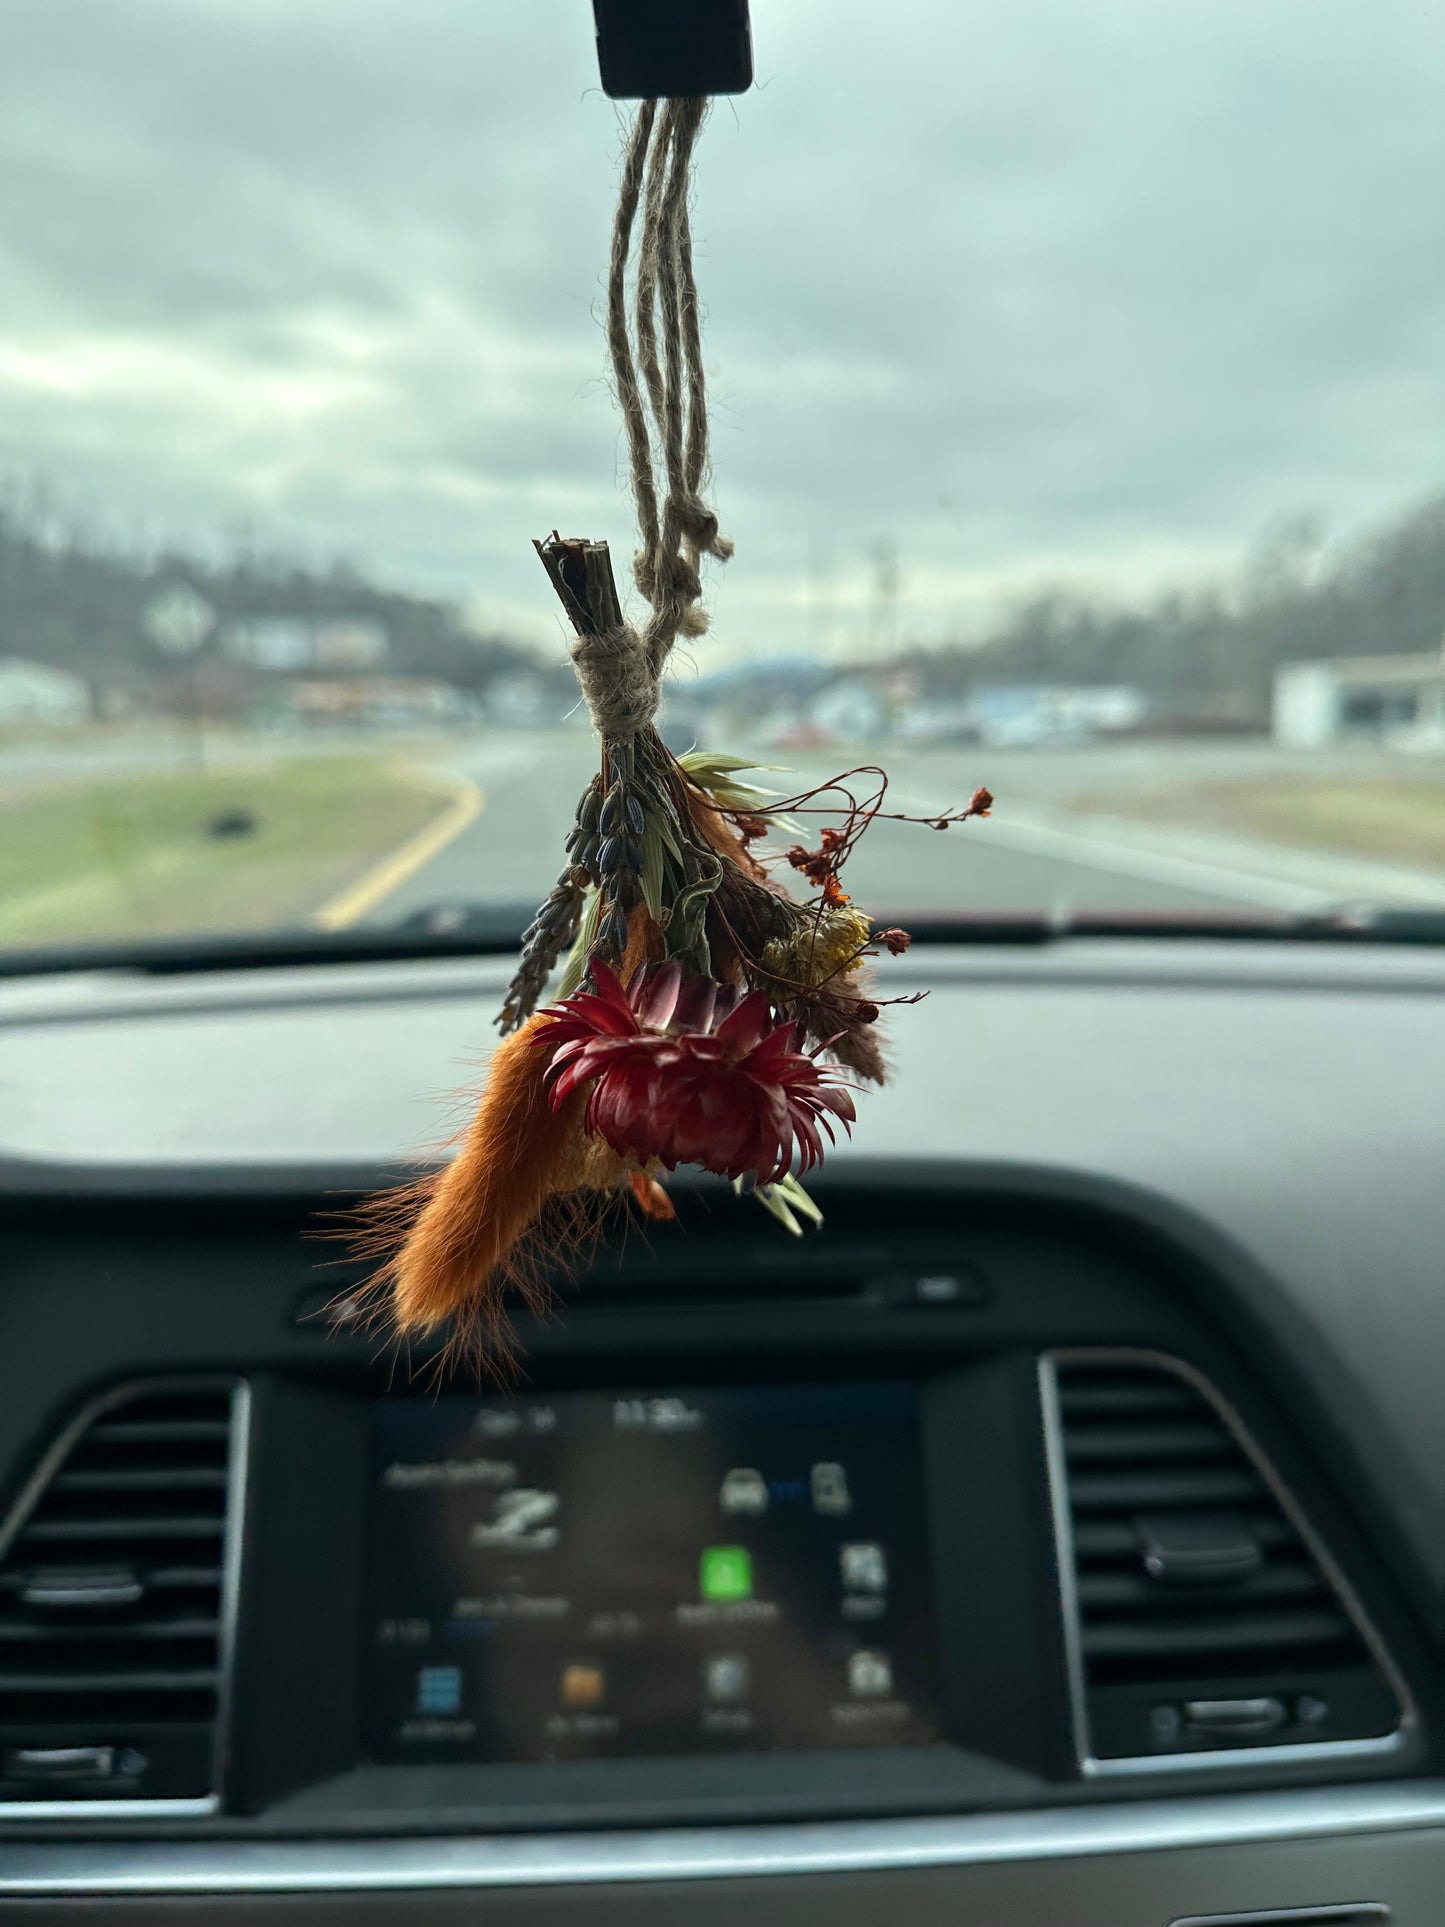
699,1545,753,1602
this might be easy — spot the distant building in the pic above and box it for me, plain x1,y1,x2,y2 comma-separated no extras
807,677,887,741
1273,654,1445,749
969,684,1147,748
0,658,89,725
143,584,215,660
896,700,978,745
313,620,389,669
485,670,553,728
223,618,313,671
266,677,471,730
223,616,389,672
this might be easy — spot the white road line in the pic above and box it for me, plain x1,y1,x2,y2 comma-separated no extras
969,811,1333,910
881,783,1445,911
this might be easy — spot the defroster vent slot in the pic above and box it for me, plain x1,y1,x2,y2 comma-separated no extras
1041,1351,1409,1774
0,1378,248,1815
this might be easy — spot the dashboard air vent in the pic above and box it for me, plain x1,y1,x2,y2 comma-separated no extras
1043,1354,1405,1769
0,1380,246,1809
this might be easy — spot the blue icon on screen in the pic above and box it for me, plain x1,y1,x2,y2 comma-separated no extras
414,1665,463,1716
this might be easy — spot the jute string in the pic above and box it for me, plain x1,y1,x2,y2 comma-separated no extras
573,97,732,740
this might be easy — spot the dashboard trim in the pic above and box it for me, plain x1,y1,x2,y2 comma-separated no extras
0,1374,251,1823
1,1782,1444,1895
1038,1348,1417,1779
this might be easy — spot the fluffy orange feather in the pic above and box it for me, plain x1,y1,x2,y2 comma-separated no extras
350,908,664,1365
386,1019,593,1335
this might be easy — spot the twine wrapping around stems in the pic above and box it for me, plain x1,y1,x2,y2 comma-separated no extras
571,620,662,741
577,97,732,741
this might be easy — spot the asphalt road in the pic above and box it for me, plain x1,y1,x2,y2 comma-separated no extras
6,725,1438,929
371,732,1353,924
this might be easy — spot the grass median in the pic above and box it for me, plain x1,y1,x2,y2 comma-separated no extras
1071,772,1445,873
0,750,456,947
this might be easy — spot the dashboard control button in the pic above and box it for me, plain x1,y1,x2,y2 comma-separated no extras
883,1266,988,1307
1137,1510,1263,1584
3,1745,140,1784
914,1275,968,1304
18,1566,144,1609
1182,1696,1288,1736
1149,1704,1183,1742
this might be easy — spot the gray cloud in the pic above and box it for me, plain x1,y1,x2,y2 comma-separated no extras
3,0,1444,658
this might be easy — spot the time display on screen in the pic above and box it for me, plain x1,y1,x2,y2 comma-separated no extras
363,1381,940,1761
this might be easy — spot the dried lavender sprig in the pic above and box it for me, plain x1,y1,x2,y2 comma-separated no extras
591,736,646,964
496,863,588,1032
504,771,604,1026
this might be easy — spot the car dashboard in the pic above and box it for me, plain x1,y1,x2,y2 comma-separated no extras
0,938,1442,1925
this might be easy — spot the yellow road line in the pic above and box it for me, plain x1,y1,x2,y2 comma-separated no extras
312,770,486,930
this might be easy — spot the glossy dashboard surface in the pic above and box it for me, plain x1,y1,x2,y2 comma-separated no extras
2,938,1442,1591
1,937,1443,1923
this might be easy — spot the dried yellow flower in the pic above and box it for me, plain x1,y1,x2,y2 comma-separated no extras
762,907,873,987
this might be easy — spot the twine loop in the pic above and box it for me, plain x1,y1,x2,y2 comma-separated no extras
585,95,730,734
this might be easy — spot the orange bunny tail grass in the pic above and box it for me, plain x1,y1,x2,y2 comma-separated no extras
344,1016,628,1377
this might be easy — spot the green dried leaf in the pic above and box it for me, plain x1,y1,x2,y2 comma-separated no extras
555,886,600,1000
679,749,789,778
640,820,665,922
771,1172,824,1227
679,749,791,814
710,780,783,809
750,1182,803,1236
654,808,684,861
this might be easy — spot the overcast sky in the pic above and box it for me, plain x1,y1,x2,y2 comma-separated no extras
3,0,1445,662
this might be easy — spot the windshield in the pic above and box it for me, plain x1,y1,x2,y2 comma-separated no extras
4,0,1444,953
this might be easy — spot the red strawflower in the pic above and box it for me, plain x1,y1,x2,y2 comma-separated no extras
533,959,856,1185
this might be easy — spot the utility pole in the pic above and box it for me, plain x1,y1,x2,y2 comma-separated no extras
869,536,900,659
804,531,837,663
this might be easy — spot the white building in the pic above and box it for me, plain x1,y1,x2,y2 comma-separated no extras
0,659,89,725
223,616,389,671
486,671,553,727
807,677,887,741
1273,654,1445,749
969,683,1147,747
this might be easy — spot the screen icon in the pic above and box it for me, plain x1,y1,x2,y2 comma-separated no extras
699,1545,753,1602
847,1650,893,1698
840,1542,888,1593
469,1488,560,1552
559,1663,606,1708
719,1467,769,1515
811,1462,852,1516
414,1665,463,1716
703,1653,751,1703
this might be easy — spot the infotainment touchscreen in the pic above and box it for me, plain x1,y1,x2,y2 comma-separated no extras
364,1382,940,1761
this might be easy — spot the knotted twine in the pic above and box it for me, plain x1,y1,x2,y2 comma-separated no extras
571,97,733,741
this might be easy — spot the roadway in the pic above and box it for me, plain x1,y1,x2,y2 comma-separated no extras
369,732,1439,926
5,725,1438,930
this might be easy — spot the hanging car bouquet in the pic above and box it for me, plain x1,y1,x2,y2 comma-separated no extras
355,101,990,1367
